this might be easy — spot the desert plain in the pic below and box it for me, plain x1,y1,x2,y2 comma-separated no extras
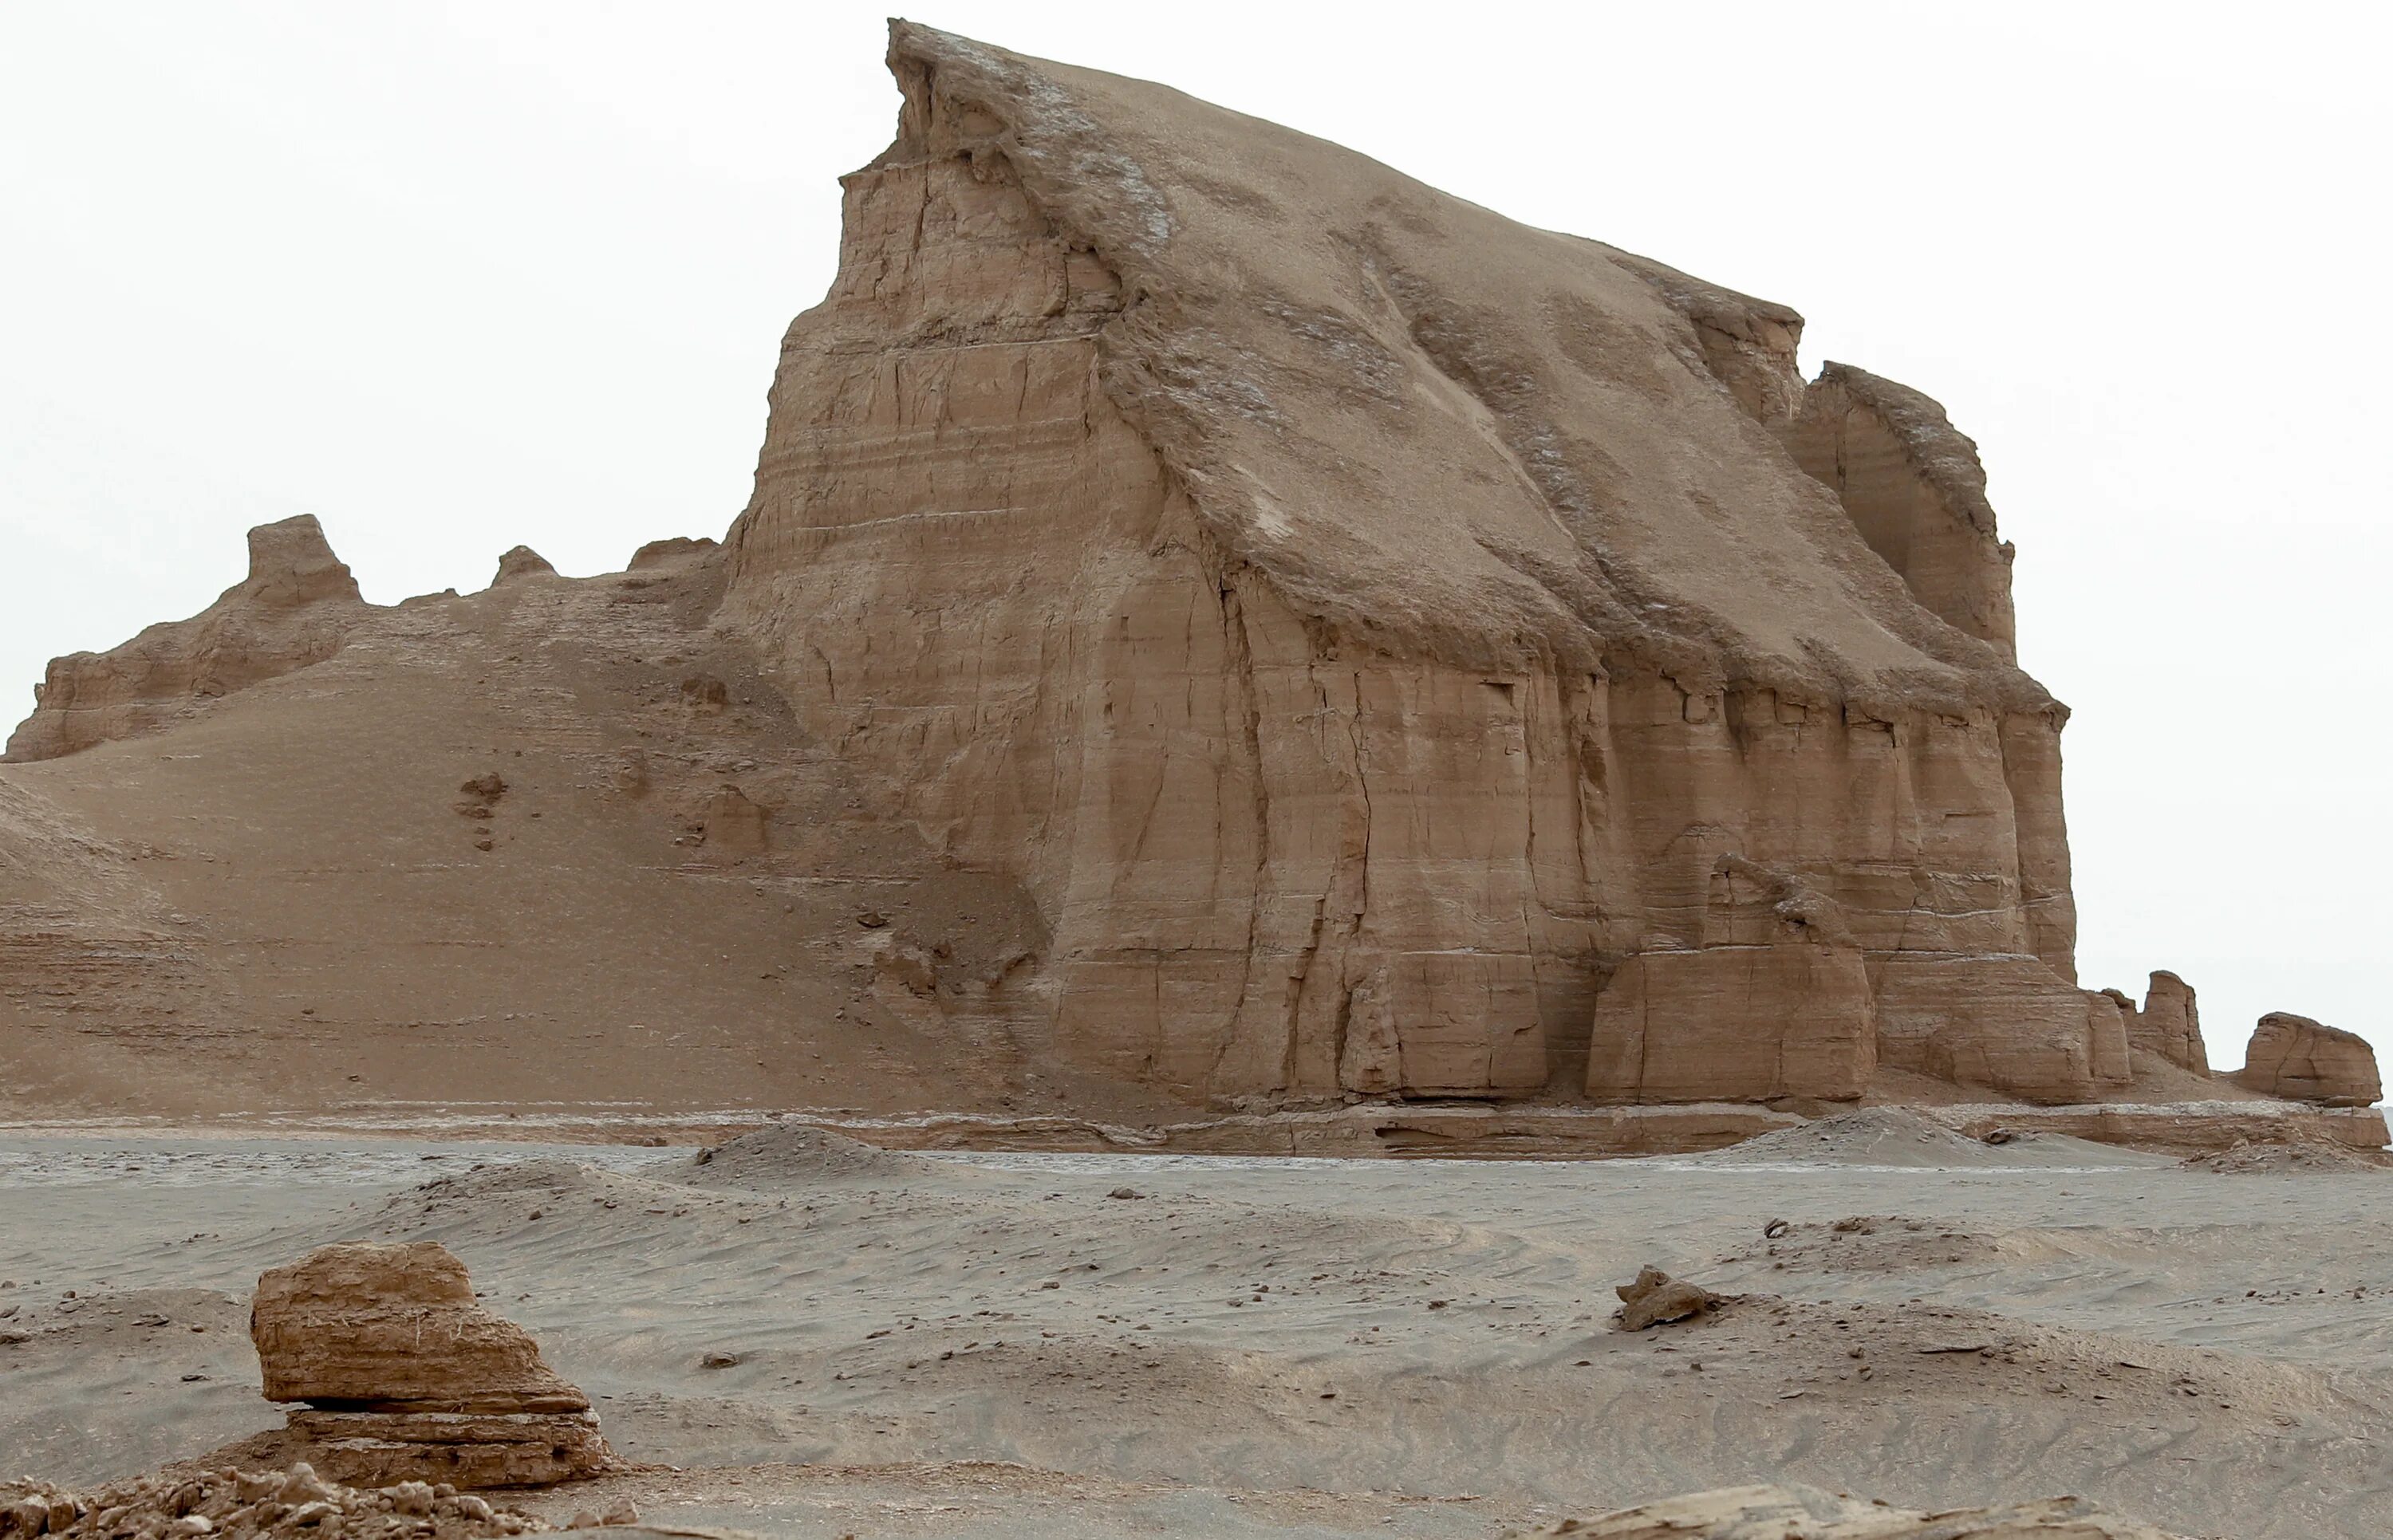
4,1113,2390,1538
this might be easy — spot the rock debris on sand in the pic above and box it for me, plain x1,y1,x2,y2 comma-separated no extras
1504,1481,2185,1537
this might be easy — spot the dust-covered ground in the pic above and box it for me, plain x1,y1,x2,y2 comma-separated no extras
3,1113,2389,1538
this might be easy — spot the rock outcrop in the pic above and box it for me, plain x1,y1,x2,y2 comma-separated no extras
1502,1483,2185,1538
491,546,558,586
2107,971,2209,1074
1780,364,2020,659
2233,1012,2381,1107
714,22,2095,1107
6,516,370,762
250,1243,611,1487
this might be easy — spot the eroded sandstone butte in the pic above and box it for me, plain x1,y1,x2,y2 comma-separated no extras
713,22,2095,1106
1,24,2362,1128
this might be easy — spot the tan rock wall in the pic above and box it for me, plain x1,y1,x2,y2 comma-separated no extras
1587,943,1875,1103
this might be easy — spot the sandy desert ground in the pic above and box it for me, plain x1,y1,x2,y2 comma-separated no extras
3,1113,2389,1538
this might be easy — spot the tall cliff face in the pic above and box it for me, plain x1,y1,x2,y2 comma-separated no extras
718,25,2107,1106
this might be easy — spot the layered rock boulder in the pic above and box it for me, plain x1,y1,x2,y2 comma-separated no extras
2233,1012,2382,1107
5,515,370,762
712,23,2099,1108
250,1243,611,1487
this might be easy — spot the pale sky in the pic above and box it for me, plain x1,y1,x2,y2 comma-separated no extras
2,2,2385,1075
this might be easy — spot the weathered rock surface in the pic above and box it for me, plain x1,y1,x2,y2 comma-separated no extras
6,516,370,762
2108,972,2209,1074
712,22,2093,1109
2233,1011,2381,1106
1780,364,2020,659
1503,1482,2185,1538
491,546,558,586
250,1243,610,1487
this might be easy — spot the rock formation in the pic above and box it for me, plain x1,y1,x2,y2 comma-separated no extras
714,22,2099,1107
6,516,369,762
1779,364,2019,659
249,1243,611,1487
2105,971,2209,1074
1502,1483,2184,1538
3,24,2351,1131
491,546,558,586
2233,1012,2381,1106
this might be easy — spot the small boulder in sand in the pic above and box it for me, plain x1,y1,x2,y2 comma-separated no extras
1503,1480,2186,1537
250,1243,612,1488
1614,1266,1721,1331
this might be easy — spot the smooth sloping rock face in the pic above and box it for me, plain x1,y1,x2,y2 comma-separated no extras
250,1242,609,1488
6,516,369,762
710,22,2094,1108
1504,1482,2185,1538
253,1242,585,1412
2233,1012,2382,1106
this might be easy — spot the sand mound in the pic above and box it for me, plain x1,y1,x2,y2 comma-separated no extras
346,1158,717,1244
2183,1138,2388,1174
668,1122,945,1189
1743,1215,2003,1274
1696,1109,2009,1168
1695,1108,2153,1169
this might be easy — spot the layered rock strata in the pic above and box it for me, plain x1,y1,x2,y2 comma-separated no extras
250,1243,612,1488
716,23,2104,1107
6,516,369,762
2233,1011,2381,1107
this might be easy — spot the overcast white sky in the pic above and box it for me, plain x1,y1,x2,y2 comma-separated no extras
2,2,2385,1074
